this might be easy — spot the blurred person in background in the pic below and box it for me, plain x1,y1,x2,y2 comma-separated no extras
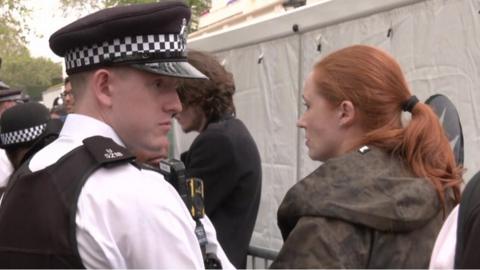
0,102,61,179
176,50,262,268
0,89,23,116
50,97,68,120
61,77,74,113
0,88,24,190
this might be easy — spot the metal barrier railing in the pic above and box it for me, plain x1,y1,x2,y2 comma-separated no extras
246,245,279,269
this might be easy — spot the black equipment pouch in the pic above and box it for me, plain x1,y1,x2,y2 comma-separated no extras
159,159,188,205
158,159,222,269
187,177,205,219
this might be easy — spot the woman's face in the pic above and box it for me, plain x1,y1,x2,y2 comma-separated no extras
297,72,345,162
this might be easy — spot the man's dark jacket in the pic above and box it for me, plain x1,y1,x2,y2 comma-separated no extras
455,171,480,268
181,114,262,268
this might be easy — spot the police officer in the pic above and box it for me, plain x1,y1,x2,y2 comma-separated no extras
0,2,233,269
0,88,23,190
0,102,60,170
0,88,23,116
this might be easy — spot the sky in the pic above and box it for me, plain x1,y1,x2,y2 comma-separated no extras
24,0,90,63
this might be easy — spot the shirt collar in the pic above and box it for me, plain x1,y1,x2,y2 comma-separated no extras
61,114,126,147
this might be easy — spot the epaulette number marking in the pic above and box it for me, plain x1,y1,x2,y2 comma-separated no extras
104,148,124,159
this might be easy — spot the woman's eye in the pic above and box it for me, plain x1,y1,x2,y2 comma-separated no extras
303,103,310,110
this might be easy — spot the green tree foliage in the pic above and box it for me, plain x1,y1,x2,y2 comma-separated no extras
0,1,62,100
0,1,30,42
59,0,211,31
0,1,30,58
2,55,62,100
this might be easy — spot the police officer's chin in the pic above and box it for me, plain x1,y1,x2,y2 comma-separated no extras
134,148,168,167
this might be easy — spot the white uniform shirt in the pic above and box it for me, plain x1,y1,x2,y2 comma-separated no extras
0,150,13,188
429,205,458,269
29,114,234,269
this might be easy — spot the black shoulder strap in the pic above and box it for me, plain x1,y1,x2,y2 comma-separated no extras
61,136,136,268
51,136,136,207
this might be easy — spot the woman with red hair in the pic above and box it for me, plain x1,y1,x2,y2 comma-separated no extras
271,45,462,268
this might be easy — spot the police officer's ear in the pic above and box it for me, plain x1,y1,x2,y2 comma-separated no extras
337,100,356,127
91,68,114,108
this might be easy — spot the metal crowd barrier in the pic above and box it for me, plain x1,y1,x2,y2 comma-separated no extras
246,245,279,269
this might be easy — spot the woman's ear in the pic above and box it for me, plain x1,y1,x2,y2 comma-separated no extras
91,69,113,108
338,100,356,127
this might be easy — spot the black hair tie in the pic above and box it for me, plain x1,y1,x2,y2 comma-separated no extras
402,95,419,112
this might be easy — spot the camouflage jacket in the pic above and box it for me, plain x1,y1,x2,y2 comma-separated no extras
271,146,447,269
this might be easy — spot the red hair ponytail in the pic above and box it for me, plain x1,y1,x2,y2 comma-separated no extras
313,45,462,207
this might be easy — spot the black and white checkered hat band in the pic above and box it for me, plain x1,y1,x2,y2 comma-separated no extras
65,33,185,73
0,123,47,146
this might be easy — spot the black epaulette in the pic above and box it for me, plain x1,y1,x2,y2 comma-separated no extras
82,136,136,167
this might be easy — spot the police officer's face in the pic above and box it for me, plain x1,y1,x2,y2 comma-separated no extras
297,72,346,162
107,67,182,158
